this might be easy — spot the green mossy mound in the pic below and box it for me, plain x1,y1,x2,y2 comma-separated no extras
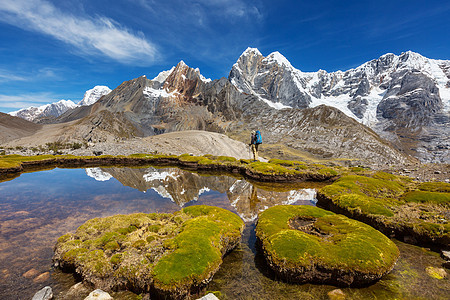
256,205,399,286
318,173,450,247
53,205,244,298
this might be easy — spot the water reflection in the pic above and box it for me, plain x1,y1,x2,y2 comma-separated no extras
85,166,317,222
0,167,317,299
0,167,448,299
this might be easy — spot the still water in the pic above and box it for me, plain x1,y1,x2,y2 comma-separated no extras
0,167,448,299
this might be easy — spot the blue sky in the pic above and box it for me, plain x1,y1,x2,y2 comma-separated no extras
0,0,449,113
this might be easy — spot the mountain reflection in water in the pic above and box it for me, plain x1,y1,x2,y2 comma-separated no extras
86,166,318,222
0,166,319,299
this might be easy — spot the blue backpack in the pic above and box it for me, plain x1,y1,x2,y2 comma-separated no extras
255,130,262,144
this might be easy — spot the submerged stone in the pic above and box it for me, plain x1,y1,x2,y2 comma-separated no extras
53,205,244,298
425,266,447,279
256,205,399,286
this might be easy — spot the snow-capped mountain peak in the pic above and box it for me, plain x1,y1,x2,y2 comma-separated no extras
152,66,175,83
78,85,111,106
242,47,262,57
10,85,111,122
9,99,78,122
265,51,294,69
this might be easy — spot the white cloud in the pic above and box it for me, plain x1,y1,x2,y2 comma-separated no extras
0,67,64,83
0,92,58,110
0,71,27,82
0,0,158,65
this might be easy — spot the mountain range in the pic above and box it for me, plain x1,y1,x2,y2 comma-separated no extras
9,86,111,122
4,48,449,165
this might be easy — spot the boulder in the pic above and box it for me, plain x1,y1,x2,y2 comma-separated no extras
84,289,112,300
54,205,244,298
256,205,399,286
32,286,53,300
197,293,220,300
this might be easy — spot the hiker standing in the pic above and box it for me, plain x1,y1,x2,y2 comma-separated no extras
250,130,262,161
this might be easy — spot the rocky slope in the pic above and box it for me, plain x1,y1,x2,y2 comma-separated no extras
3,59,414,166
0,112,42,144
230,48,449,162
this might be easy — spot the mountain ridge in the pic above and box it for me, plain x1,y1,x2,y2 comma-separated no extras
9,85,111,122
4,48,448,164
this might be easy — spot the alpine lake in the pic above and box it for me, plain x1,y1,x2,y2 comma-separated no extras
0,166,448,299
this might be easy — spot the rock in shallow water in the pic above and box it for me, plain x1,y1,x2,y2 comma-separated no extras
256,205,399,286
84,289,112,300
32,286,53,300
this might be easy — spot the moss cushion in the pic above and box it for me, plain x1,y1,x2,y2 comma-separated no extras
318,174,450,247
53,205,244,298
255,205,399,286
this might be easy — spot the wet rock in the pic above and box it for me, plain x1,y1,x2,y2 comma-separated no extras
327,288,346,300
441,250,450,261
256,205,399,286
63,282,90,299
33,272,50,283
23,268,39,278
197,293,220,300
425,266,447,279
32,286,53,300
84,289,112,300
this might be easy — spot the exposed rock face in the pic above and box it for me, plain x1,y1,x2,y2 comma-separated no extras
31,286,53,300
230,48,311,109
230,49,449,163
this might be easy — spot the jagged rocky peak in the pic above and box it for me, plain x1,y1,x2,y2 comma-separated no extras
163,61,210,96
230,47,311,109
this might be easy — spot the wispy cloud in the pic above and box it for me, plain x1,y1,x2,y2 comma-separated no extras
0,0,158,65
0,92,58,111
134,0,262,21
130,0,263,70
0,67,64,83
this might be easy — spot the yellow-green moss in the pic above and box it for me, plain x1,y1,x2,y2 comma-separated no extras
54,205,244,297
402,191,450,206
418,182,450,193
152,206,244,292
319,173,450,246
256,205,399,283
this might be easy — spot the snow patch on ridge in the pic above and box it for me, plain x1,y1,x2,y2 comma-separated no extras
152,67,175,83
85,168,113,181
143,86,174,98
143,171,180,182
